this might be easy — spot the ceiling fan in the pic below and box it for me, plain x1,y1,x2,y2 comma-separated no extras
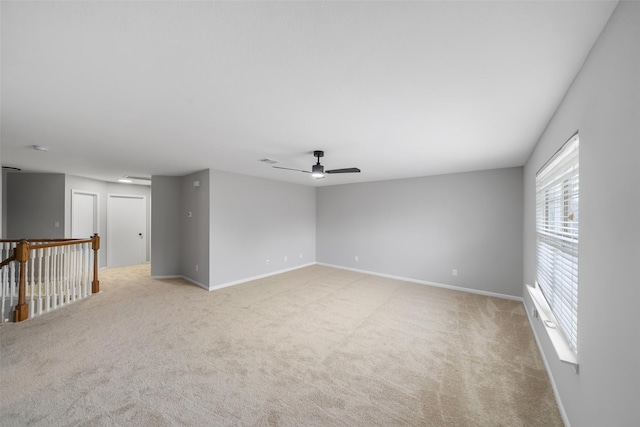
273,150,361,179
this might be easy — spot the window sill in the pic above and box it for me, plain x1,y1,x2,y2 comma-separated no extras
526,284,579,370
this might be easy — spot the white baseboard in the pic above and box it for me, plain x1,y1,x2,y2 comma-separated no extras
154,263,523,301
150,275,208,291
316,262,523,302
208,263,316,291
523,294,572,427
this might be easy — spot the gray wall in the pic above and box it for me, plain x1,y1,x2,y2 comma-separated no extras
1,169,5,238
317,167,523,297
65,175,151,268
4,172,150,266
151,170,210,287
0,149,3,238
209,170,316,288
6,173,65,239
181,170,210,287
523,2,639,426
150,175,182,277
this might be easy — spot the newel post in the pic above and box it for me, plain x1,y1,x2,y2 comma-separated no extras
91,233,100,293
14,240,29,322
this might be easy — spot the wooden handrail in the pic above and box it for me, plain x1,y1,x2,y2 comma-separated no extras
0,254,16,269
0,238,95,243
1,234,101,322
29,238,94,251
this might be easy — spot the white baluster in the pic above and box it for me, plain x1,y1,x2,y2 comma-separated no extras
60,244,65,306
68,245,74,302
36,248,43,316
58,244,63,307
62,244,67,305
29,247,35,318
2,264,7,322
79,244,85,298
65,245,70,305
84,243,90,297
64,245,68,303
1,243,8,322
72,245,78,302
13,242,18,301
52,246,58,309
73,244,78,300
1,243,6,322
78,244,84,299
45,247,51,312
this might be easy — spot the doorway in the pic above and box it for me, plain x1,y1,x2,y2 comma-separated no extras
71,190,98,239
107,194,146,268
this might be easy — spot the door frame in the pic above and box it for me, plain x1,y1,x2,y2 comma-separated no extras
71,190,99,239
107,193,147,268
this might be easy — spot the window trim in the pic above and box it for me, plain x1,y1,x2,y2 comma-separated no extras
531,131,580,369
526,284,578,368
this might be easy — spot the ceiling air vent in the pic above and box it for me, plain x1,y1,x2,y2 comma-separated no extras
259,158,279,165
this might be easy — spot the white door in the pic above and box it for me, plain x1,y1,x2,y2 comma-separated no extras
71,191,98,239
108,194,146,268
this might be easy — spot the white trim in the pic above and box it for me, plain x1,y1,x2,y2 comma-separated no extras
150,275,208,291
316,262,523,302
526,284,578,366
524,289,572,427
535,133,579,353
208,263,316,291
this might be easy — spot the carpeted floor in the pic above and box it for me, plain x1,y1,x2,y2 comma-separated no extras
0,264,563,426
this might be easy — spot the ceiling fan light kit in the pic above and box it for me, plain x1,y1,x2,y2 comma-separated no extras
311,164,324,179
273,150,360,180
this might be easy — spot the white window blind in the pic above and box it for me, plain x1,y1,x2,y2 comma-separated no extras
536,133,579,354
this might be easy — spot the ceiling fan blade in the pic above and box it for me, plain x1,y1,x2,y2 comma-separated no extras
326,168,361,174
272,166,311,173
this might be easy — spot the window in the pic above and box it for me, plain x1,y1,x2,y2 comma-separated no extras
535,133,579,354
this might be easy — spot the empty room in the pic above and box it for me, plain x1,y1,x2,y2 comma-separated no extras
1,1,638,426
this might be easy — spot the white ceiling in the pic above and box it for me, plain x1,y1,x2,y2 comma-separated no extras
1,1,618,187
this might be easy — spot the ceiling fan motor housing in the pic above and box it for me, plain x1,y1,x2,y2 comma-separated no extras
312,163,324,174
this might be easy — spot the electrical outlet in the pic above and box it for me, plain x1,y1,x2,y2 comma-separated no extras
266,259,270,265
195,265,198,272
452,269,458,276
284,255,288,262
299,253,303,259
532,307,539,319
355,255,359,262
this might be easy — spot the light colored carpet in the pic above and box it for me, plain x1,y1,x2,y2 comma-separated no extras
0,264,563,426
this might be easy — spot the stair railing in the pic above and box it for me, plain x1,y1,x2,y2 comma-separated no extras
0,234,100,322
